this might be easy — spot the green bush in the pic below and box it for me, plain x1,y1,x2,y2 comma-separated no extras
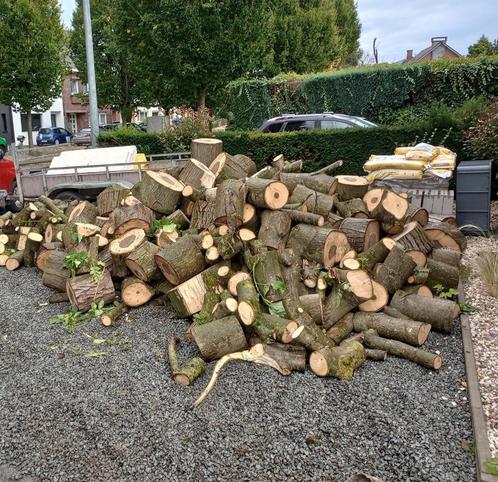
100,125,465,175
223,57,498,130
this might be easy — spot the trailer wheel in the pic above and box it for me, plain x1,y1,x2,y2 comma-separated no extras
54,190,82,201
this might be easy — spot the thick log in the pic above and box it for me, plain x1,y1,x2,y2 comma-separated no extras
227,271,251,296
109,228,146,256
431,247,461,267
125,240,160,282
374,246,417,295
353,312,431,346
209,152,257,181
299,294,324,324
101,302,129,326
212,295,238,319
191,138,223,167
42,251,70,292
252,343,306,373
335,176,369,202
406,206,429,226
326,313,354,344
131,171,184,214
279,172,337,195
68,201,98,224
390,290,460,334
363,330,442,370
382,305,413,320
331,268,373,301
402,285,433,297
97,185,130,216
155,236,206,285
286,224,350,267
365,189,408,234
424,223,467,252
358,280,389,312
339,218,379,252
288,184,334,216
35,242,63,272
23,231,43,268
335,198,369,219
167,337,207,385
246,178,288,210
121,276,155,307
236,279,261,326
425,258,459,290
405,250,427,267
179,158,217,189
291,324,334,352
214,179,246,229
310,342,365,379
6,250,24,271
191,315,247,361
323,286,361,329
258,210,291,251
393,221,434,254
113,204,155,237
66,269,115,312
190,199,216,230
357,238,395,273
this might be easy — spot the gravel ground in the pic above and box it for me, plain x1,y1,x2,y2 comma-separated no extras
462,236,498,458
0,268,475,482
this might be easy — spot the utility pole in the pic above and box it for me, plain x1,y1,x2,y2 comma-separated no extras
82,0,99,148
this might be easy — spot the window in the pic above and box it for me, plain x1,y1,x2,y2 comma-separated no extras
264,122,283,133
82,83,89,95
71,79,80,95
1,114,7,132
283,120,315,132
320,120,351,129
51,113,57,127
20,113,42,131
137,110,147,122
98,113,107,125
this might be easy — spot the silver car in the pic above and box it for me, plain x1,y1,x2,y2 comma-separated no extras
259,113,377,132
72,127,92,146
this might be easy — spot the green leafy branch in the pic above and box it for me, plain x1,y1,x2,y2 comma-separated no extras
49,300,112,333
433,283,459,300
64,252,89,277
150,217,177,236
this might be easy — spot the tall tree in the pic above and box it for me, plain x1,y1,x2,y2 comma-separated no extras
468,35,498,57
70,0,150,122
0,0,66,147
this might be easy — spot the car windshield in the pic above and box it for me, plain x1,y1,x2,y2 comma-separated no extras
348,117,376,127
39,128,52,134
79,128,91,134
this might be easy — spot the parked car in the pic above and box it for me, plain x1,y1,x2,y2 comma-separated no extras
259,113,377,133
36,127,73,146
0,135,7,159
72,127,92,146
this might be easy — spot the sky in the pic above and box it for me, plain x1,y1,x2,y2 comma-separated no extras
60,0,498,62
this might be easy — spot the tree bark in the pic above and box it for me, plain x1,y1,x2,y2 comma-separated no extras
167,336,207,385
279,173,337,195
288,184,334,216
68,201,98,225
214,179,246,228
96,185,130,216
258,210,291,251
42,251,70,292
131,171,183,214
191,138,223,167
374,246,417,294
431,248,461,267
291,324,334,352
121,276,155,307
393,221,434,254
124,240,160,282
113,204,155,237
356,238,395,274
179,158,217,189
190,199,216,230
66,269,115,312
335,198,369,219
310,342,365,379
339,218,379,252
326,312,354,344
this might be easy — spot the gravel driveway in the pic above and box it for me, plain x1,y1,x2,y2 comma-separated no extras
0,268,475,482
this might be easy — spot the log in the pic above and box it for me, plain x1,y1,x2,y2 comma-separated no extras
191,138,223,167
6,250,24,271
363,330,442,370
353,312,431,346
279,172,337,195
335,198,369,219
66,269,115,312
167,337,207,385
425,258,459,290
335,176,369,201
38,195,68,223
424,223,467,252
35,242,63,272
167,209,190,231
179,158,217,189
236,278,261,326
291,324,334,352
121,276,155,307
358,280,389,312
190,199,216,230
405,250,427,267
406,206,429,226
131,171,184,214
339,218,379,252
212,296,238,319
326,313,354,344
393,222,433,254
227,271,251,296
23,231,43,268
249,314,292,344
310,342,365,379
42,251,70,292
245,178,288,210
288,184,334,216
96,185,130,216
299,294,324,324
43,223,64,243
48,292,69,304
309,160,343,176
390,290,460,334
0,254,8,266
68,201,98,224
365,349,387,361
209,152,257,181
286,224,350,267
431,248,461,267
365,189,408,234
356,238,395,273
323,286,361,329
155,236,206,285
191,315,247,361
111,254,129,279
109,228,146,255
374,246,417,295
101,302,129,326
214,179,246,228
251,343,306,373
258,210,291,251
281,210,324,227
124,240,160,282
402,285,433,297
331,268,373,301
382,305,413,320
113,204,155,237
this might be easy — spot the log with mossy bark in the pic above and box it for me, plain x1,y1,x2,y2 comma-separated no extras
101,302,129,326
124,240,161,282
291,324,334,352
322,284,362,329
6,250,24,271
23,231,43,268
356,238,395,274
310,342,365,379
431,247,461,267
167,336,207,385
363,329,441,370
38,195,68,223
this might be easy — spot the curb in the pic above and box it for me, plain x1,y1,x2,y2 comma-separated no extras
459,281,498,482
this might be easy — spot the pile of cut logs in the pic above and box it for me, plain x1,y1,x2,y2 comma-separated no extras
0,138,466,405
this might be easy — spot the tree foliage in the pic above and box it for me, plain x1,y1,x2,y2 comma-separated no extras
468,35,498,57
0,0,66,146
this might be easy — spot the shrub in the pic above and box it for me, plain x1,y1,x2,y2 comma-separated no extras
464,98,498,161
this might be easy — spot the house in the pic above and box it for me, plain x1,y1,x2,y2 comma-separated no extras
401,37,462,63
0,104,15,144
63,60,121,133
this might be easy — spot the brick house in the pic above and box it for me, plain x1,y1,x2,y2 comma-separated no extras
63,61,121,133
401,37,462,63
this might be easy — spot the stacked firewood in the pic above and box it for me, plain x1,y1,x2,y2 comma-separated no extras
0,138,466,405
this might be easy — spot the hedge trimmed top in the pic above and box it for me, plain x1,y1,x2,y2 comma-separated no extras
224,57,498,130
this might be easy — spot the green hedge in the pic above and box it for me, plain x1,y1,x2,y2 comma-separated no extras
223,57,498,130
100,125,464,175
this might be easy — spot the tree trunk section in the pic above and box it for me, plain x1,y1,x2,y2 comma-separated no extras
131,171,183,214
179,158,217,189
66,270,115,312
279,173,337,195
374,246,417,294
335,198,369,219
190,199,216,230
113,204,155,237
191,138,223,167
121,276,155,307
214,179,246,228
42,251,70,292
258,210,291,251
68,201,98,224
97,185,130,216
335,175,369,201
393,221,434,253
339,218,379,252
431,248,461,267
124,240,160,282
288,184,334,216
246,178,288,210
424,223,467,252
356,238,395,274
310,342,365,379
326,312,354,344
